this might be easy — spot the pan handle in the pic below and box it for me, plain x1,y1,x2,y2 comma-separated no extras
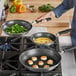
32,17,52,24
56,29,72,53
56,29,72,36
62,46,76,52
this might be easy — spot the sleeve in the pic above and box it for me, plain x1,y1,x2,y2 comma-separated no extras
53,0,73,18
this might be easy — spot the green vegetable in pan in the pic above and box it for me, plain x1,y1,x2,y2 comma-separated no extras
38,4,54,12
5,24,28,34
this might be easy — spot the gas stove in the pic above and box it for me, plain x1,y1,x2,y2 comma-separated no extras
0,36,62,76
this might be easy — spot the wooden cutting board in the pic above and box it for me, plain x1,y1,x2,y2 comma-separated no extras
6,0,73,26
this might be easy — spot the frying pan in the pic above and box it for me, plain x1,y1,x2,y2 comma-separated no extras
19,48,61,72
2,20,32,36
2,18,51,36
30,32,56,46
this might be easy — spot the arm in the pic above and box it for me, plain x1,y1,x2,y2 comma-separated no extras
36,0,73,22
53,0,73,18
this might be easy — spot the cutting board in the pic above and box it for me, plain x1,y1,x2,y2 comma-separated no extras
6,0,73,26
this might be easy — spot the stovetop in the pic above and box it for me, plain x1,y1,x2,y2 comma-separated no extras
0,36,62,76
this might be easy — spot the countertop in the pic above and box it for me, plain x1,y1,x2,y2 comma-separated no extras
1,0,73,35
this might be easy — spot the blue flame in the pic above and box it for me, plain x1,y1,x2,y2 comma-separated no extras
0,43,11,51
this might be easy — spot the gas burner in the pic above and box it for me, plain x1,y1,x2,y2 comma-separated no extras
0,37,22,51
0,43,10,51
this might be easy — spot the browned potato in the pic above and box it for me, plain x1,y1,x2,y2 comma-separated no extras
31,57,37,61
47,59,53,65
44,65,50,68
41,56,47,60
38,61,44,66
27,60,33,65
32,65,39,68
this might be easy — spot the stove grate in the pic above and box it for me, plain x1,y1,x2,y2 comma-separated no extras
0,36,62,76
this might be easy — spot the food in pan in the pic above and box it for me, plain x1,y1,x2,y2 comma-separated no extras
47,59,53,65
32,65,39,68
5,24,28,34
27,55,54,69
44,65,50,68
38,61,44,66
27,60,33,65
41,56,47,60
31,56,37,61
34,37,53,44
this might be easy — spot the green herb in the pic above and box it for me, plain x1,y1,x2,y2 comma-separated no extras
38,4,54,12
5,24,28,34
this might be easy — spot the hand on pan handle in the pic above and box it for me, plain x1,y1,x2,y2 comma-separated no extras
34,11,55,24
35,17,51,24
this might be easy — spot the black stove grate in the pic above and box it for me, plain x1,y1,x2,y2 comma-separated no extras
0,36,62,76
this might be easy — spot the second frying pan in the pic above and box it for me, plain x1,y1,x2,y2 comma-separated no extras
30,32,56,46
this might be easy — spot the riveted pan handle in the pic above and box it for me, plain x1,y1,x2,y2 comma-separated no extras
58,46,76,55
62,46,76,52
56,29,72,54
56,29,72,36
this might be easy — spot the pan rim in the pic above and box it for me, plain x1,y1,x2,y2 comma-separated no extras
2,19,32,36
19,48,61,72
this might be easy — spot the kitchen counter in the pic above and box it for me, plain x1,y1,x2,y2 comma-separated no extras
1,0,73,36
6,0,74,25
46,23,69,34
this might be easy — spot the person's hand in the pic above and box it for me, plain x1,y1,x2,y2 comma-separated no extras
37,11,55,22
